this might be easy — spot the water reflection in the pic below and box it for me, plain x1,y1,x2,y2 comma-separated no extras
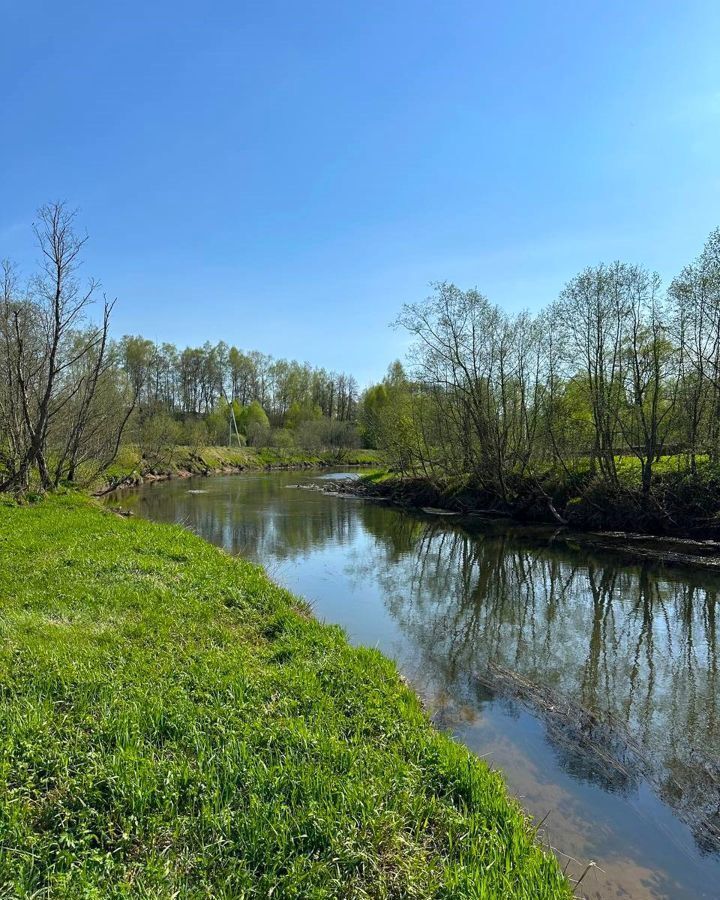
118,473,720,898
354,519,720,854
139,478,364,561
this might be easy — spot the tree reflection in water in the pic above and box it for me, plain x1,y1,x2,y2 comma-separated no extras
126,476,720,863
353,513,720,853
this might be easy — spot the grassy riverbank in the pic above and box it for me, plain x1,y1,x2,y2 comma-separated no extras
360,455,720,537
0,494,568,898
100,445,382,490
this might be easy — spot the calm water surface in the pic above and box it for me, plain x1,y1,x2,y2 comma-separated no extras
115,470,720,899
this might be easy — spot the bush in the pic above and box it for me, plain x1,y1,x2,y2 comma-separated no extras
140,413,183,466
270,428,294,449
238,401,270,437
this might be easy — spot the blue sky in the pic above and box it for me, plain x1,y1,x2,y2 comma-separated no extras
2,1,719,385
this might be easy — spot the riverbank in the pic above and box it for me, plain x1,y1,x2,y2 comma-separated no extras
298,470,720,571
350,465,720,540
98,445,381,493
0,494,569,898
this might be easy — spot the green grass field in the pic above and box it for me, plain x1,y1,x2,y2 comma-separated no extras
0,495,568,898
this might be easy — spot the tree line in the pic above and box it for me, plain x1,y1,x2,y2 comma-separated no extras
121,338,358,422
120,335,359,450
361,225,720,511
0,203,360,493
6,200,720,512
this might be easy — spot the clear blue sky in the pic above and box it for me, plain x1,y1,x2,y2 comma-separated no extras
2,1,719,385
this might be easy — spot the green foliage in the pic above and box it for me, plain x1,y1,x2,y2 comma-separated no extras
360,364,421,473
139,412,183,466
98,446,383,489
0,497,568,898
269,427,295,449
285,399,323,430
235,401,271,447
361,468,396,485
120,335,156,395
236,400,270,435
203,400,245,446
360,382,389,447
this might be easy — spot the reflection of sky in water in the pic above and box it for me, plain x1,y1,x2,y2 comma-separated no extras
120,471,720,899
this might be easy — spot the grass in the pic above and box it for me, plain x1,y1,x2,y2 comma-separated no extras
101,445,382,487
0,494,568,898
359,468,395,485
613,451,714,481
362,453,720,500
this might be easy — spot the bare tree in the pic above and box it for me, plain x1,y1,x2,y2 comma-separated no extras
396,283,542,501
552,264,634,484
0,203,131,492
669,229,720,466
616,269,678,494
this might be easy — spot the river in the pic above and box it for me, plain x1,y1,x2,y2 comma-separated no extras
111,469,720,899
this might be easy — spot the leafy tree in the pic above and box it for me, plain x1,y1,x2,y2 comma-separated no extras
286,399,323,431
237,401,270,437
